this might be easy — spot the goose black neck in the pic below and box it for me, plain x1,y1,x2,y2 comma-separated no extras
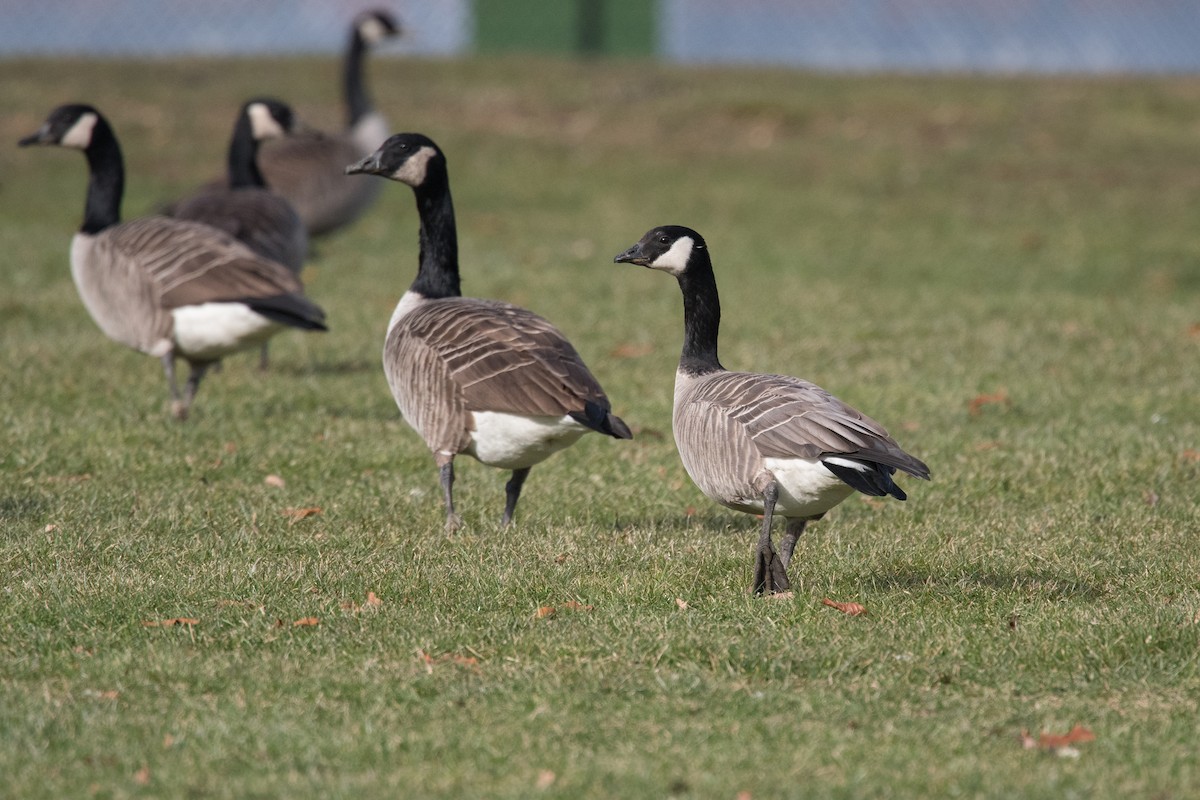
80,115,124,234
409,174,461,299
227,114,266,189
677,251,723,375
343,30,372,127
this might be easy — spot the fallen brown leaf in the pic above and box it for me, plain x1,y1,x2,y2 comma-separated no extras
416,649,479,671
142,618,199,628
292,617,320,627
535,606,556,619
609,342,654,359
134,766,150,786
561,600,594,612
44,524,58,533
736,792,753,800
554,553,569,564
675,597,689,611
1187,322,1200,338
822,598,867,616
968,390,1011,416
264,474,286,488
366,591,382,607
1181,449,1200,463
1039,724,1095,750
281,506,322,524
535,770,557,790
684,505,697,517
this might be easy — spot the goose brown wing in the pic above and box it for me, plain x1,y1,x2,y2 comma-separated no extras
692,372,929,479
105,217,324,328
170,188,307,272
405,298,613,416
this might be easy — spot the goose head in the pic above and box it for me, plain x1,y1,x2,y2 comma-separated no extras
345,132,443,188
613,225,708,277
19,103,102,150
243,97,299,142
355,8,402,47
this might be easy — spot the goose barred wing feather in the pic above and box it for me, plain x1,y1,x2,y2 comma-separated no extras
258,130,381,235
105,217,325,328
691,372,930,479
412,299,612,414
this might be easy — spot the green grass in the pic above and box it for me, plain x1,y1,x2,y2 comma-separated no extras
2,55,1199,798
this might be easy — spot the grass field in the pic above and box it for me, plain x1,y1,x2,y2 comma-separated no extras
2,55,1199,798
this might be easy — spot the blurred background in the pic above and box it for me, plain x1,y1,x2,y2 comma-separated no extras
4,0,1200,73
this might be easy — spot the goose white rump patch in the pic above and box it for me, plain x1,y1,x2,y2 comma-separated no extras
759,456,857,518
172,303,280,361
466,411,589,470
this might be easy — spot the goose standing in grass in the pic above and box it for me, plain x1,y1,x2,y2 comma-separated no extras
170,98,309,369
258,8,401,236
614,225,929,595
19,104,327,420
346,133,632,530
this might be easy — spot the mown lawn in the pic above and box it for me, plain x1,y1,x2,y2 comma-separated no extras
1,55,1198,798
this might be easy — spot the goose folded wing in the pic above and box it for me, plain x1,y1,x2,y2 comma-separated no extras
699,372,929,479
409,300,612,418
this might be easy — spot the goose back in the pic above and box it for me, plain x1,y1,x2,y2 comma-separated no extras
170,188,306,272
258,129,382,235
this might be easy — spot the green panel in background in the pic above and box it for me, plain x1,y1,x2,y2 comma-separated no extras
474,0,656,57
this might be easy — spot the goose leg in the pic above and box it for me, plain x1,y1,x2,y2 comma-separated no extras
258,342,271,372
501,467,531,528
752,480,791,595
173,362,211,421
437,457,463,533
778,519,808,571
162,354,187,420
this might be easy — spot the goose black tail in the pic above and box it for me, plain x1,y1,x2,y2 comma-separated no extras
823,459,908,501
571,401,633,440
244,294,328,331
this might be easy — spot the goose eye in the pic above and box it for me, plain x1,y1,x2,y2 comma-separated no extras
658,236,669,244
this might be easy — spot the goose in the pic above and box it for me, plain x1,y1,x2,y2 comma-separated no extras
19,103,327,420
257,8,401,236
614,225,929,595
170,97,309,369
346,133,632,530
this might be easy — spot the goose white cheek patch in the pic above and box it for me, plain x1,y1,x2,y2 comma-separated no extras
359,17,388,45
247,103,285,140
649,235,695,275
393,146,437,186
61,112,98,149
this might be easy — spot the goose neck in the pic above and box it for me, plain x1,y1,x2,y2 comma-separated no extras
409,179,461,299
81,116,124,234
677,254,723,376
343,30,372,128
227,114,265,189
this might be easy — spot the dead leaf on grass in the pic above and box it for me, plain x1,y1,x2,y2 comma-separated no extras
44,524,58,533
822,598,867,616
281,506,322,524
968,390,1011,416
561,600,593,612
142,618,199,628
1021,724,1095,756
416,649,480,672
534,606,556,619
292,617,320,627
609,342,654,359
675,597,689,611
1181,449,1200,464
134,766,150,786
535,770,556,789
341,591,383,613
1187,322,1200,338
264,474,286,488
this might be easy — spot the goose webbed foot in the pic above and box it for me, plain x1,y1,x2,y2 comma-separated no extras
751,480,792,596
501,467,531,528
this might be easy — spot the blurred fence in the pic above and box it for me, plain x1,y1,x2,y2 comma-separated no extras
3,0,1200,73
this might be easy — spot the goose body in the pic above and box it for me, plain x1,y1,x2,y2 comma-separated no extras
170,98,310,368
348,133,631,529
20,104,326,419
258,9,400,236
615,226,928,595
